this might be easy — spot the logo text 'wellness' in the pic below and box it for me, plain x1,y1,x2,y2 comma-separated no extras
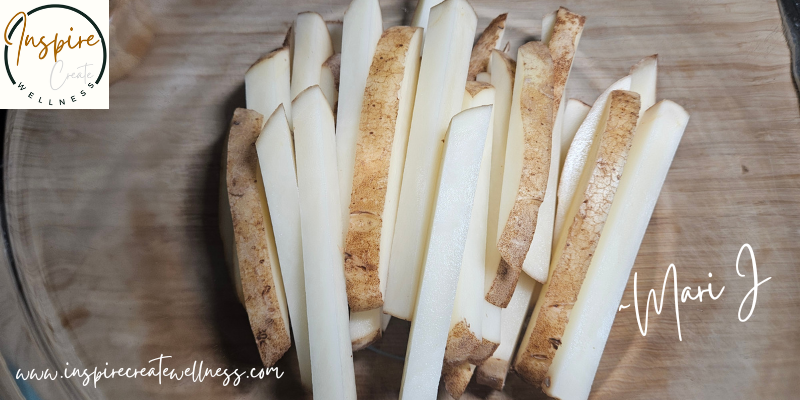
1,2,109,109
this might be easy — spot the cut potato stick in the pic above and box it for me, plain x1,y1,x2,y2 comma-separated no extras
343,26,423,312
400,105,492,400
382,312,392,331
514,90,641,388
484,50,514,307
444,82,495,365
489,41,554,307
475,72,491,83
559,98,591,168
350,308,383,351
551,76,631,251
552,55,655,253
384,0,477,321
327,20,344,53
442,362,476,399
518,7,586,285
630,55,658,119
467,13,507,81
320,53,341,111
293,86,356,400
255,106,312,389
468,301,500,365
290,13,334,100
245,47,292,128
411,0,444,31
284,25,294,74
476,274,538,390
541,11,556,45
336,0,384,245
545,100,689,400
225,108,291,367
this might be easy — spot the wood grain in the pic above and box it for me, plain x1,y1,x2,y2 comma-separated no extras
1,0,799,399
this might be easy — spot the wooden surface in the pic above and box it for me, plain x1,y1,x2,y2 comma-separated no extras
2,0,800,398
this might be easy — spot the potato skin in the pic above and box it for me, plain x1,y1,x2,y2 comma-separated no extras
476,357,509,390
468,13,507,81
444,320,482,365
549,7,586,112
442,362,475,399
489,41,554,307
344,26,421,312
226,108,291,367
514,90,640,388
468,337,500,365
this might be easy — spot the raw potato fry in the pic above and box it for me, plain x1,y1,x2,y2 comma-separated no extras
384,0,477,321
350,308,383,351
476,274,539,390
225,108,291,367
293,86,356,400
467,301,500,365
514,90,641,388
484,50,514,307
475,72,491,83
382,312,392,330
630,55,658,119
552,76,631,250
255,106,312,389
284,25,294,73
541,11,556,45
336,0,384,246
290,12,334,100
400,106,491,400
245,47,292,128
519,7,586,285
411,0,444,31
320,53,341,111
327,20,344,53
552,56,655,253
442,362,476,399
344,26,423,312
545,100,689,400
467,14,507,81
559,98,591,168
445,82,495,365
491,41,554,307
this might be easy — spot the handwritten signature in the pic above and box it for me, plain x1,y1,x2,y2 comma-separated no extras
619,244,771,341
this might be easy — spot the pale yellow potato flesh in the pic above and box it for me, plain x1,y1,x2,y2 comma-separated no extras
293,86,356,400
320,53,341,111
444,81,495,365
384,0,477,321
514,90,641,388
255,105,312,389
290,12,333,100
559,98,591,168
245,47,292,128
225,108,291,367
400,105,491,400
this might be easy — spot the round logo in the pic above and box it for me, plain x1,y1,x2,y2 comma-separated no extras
3,4,107,107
